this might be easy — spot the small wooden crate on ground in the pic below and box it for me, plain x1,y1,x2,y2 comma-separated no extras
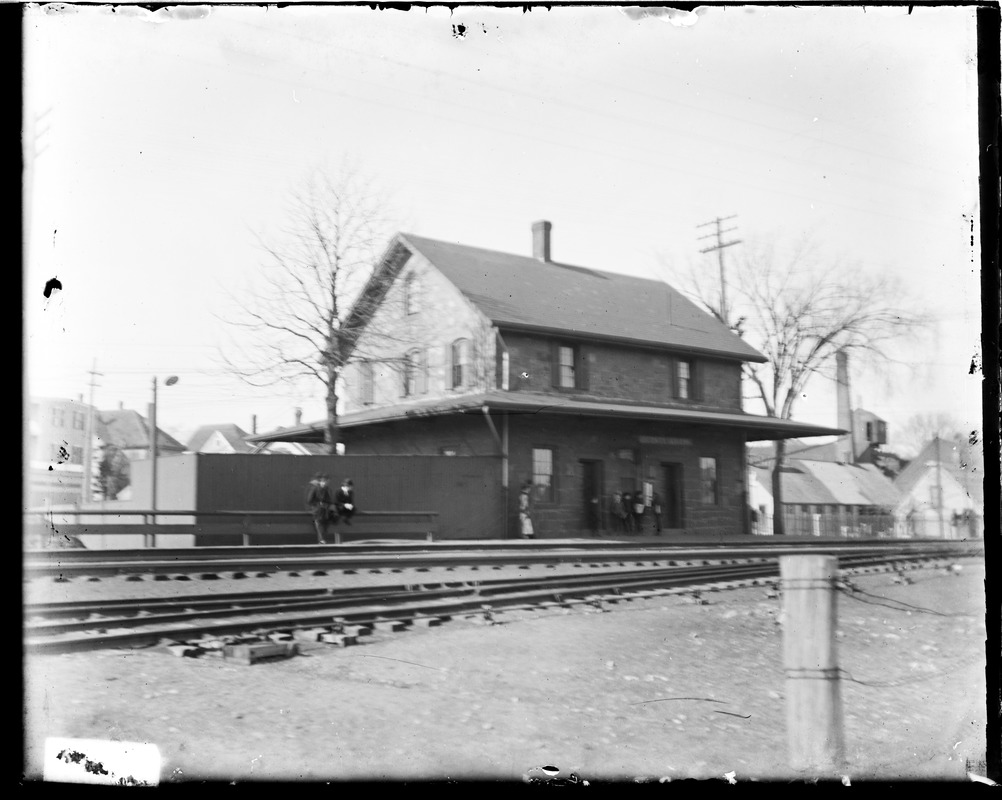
222,642,298,665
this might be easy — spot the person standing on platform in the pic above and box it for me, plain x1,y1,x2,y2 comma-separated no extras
306,472,334,544
518,480,535,539
652,491,664,534
633,489,646,534
621,491,634,533
612,491,627,532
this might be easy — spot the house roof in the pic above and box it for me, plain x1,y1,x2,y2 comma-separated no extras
95,409,185,452
247,391,844,444
394,233,768,363
750,459,901,508
186,423,255,453
894,437,984,506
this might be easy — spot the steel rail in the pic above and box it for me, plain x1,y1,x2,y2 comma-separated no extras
23,540,979,580
25,536,976,561
24,553,963,654
26,562,776,637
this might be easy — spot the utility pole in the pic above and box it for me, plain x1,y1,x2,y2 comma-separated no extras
81,360,102,504
934,435,945,539
697,215,742,328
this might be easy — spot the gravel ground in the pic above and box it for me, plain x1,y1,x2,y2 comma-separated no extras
23,558,987,785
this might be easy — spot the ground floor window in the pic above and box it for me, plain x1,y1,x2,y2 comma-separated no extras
699,456,719,504
532,447,554,502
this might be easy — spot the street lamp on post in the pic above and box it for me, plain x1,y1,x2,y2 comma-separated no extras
148,375,179,538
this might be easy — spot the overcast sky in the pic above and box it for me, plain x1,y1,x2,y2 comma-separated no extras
23,4,983,451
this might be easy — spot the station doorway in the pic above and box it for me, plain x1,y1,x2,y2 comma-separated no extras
661,462,684,529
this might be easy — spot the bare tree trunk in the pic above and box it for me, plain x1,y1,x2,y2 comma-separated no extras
773,438,786,536
325,357,340,455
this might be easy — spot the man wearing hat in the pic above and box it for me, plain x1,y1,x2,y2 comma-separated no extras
306,472,334,544
335,478,356,525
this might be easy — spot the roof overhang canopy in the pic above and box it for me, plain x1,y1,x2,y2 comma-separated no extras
247,392,844,444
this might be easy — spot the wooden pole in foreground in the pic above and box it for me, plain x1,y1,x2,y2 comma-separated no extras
780,554,845,773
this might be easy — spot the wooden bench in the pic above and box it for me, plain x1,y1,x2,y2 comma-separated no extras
223,510,439,546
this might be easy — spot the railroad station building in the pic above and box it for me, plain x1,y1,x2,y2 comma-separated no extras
252,222,840,538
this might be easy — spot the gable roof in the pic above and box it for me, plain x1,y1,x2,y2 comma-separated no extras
95,409,185,452
382,233,767,362
186,423,254,453
894,437,984,505
750,459,901,508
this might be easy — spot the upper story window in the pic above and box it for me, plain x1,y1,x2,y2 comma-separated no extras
677,359,692,399
403,273,420,316
403,349,428,397
360,361,374,405
558,345,576,388
552,343,587,390
451,338,469,389
51,407,65,427
496,332,509,391
673,357,700,401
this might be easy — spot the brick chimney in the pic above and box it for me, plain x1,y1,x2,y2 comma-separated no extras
835,350,856,463
294,407,302,426
251,414,257,435
532,220,552,262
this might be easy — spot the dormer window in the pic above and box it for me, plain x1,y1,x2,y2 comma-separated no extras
403,273,419,316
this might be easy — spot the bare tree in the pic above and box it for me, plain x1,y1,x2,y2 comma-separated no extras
892,412,969,459
219,166,407,453
666,236,926,535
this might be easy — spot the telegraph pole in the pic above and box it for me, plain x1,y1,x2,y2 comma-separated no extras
697,215,742,328
81,360,102,504
934,435,945,539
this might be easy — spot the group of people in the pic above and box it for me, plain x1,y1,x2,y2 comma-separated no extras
306,473,356,544
518,480,665,539
612,490,663,534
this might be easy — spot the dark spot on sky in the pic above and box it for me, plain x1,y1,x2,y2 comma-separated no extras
969,356,980,375
453,23,466,38
43,277,62,299
969,430,979,445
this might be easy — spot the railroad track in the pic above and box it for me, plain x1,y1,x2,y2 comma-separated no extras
23,538,980,581
25,543,978,655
